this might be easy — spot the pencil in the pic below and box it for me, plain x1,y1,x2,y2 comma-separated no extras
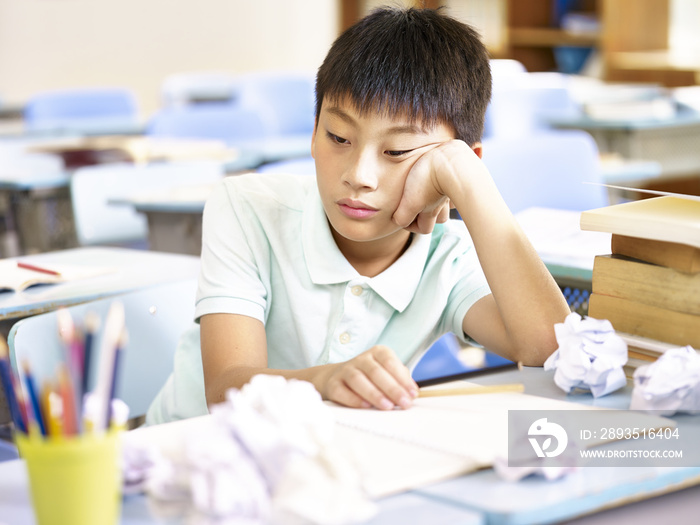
81,311,100,395
106,330,126,428
16,261,61,276
93,301,125,433
418,383,525,398
22,362,48,437
58,365,78,436
0,337,27,434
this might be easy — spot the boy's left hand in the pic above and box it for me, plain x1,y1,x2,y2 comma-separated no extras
393,140,479,234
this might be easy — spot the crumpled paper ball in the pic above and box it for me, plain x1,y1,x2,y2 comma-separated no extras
493,457,578,482
493,411,581,482
122,374,376,525
544,312,628,397
630,346,700,415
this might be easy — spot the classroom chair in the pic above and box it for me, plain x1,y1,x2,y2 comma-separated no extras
411,333,471,383
484,72,579,139
234,71,316,136
256,155,316,176
160,71,239,108
70,160,224,247
7,278,198,425
489,58,527,77
146,104,269,147
23,88,139,135
481,129,607,214
0,439,18,462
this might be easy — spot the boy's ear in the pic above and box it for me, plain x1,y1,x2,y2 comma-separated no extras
471,143,483,159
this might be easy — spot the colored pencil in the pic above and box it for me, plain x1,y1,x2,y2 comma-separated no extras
81,311,100,396
92,301,125,433
0,337,27,434
106,330,126,428
58,365,78,436
22,362,47,437
16,261,61,276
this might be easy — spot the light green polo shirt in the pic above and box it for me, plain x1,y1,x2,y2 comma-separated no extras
146,172,490,425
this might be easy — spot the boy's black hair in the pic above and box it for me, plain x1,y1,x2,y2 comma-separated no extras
315,6,492,146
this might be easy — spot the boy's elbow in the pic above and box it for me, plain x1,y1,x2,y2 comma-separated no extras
510,321,561,367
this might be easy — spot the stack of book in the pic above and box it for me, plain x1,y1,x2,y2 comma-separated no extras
580,195,700,373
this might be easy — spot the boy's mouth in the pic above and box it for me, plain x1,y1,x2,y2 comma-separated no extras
336,198,379,219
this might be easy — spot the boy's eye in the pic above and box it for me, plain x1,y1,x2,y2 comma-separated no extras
385,149,409,157
327,132,349,145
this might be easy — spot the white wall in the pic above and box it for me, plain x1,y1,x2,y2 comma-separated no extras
0,0,339,116
670,0,700,61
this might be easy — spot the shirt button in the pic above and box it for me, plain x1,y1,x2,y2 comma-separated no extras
339,332,351,344
351,285,363,296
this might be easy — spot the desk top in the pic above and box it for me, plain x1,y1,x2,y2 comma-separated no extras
1,366,699,524
416,367,700,525
515,207,610,286
0,458,484,525
110,180,218,214
0,247,200,321
548,107,700,132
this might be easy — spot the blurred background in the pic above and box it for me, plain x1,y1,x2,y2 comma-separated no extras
0,0,698,116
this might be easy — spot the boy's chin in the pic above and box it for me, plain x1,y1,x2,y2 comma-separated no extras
332,223,407,244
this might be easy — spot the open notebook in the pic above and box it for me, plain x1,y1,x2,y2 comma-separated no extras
0,260,114,293
328,384,673,498
128,383,674,500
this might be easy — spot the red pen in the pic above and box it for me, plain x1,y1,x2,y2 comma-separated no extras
17,261,61,276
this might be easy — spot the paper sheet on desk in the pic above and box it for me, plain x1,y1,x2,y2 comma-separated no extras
328,381,678,498
0,261,116,293
124,386,676,501
516,207,611,271
328,387,609,498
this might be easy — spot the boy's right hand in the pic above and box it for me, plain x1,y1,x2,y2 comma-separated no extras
319,345,419,410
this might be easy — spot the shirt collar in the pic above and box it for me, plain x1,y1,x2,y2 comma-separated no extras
302,186,430,312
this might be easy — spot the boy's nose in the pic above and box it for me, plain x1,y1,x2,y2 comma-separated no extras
342,150,379,190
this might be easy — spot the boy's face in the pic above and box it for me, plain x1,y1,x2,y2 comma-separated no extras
311,97,455,253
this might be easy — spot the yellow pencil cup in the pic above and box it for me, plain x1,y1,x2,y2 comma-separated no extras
16,431,122,525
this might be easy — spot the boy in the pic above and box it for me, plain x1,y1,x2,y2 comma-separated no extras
147,6,569,424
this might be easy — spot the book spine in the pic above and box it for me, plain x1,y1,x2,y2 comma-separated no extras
611,234,700,274
592,255,700,315
588,293,700,349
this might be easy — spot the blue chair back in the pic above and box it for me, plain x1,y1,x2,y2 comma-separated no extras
484,72,579,139
412,333,471,383
146,104,269,145
481,130,607,214
8,279,198,422
236,71,316,136
24,88,138,134
0,440,18,462
256,156,315,176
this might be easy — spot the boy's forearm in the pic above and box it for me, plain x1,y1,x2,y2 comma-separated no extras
446,161,569,363
205,363,337,407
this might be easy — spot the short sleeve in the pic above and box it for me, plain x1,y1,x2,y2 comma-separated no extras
194,178,269,322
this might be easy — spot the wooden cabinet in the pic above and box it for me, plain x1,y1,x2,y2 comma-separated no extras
502,0,696,87
504,0,600,72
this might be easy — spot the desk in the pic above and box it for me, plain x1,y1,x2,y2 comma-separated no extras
0,247,200,323
0,247,200,427
0,136,263,256
109,182,217,255
549,109,700,180
414,367,700,525
0,459,484,525
515,207,611,289
2,367,698,524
